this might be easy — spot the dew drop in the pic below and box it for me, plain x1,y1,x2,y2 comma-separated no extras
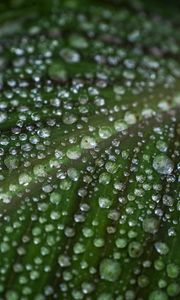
114,120,128,132
128,241,143,258
19,173,31,186
142,217,159,234
154,242,169,255
98,197,112,208
0,112,7,123
81,136,97,149
99,258,121,282
98,126,112,139
153,155,174,175
149,290,168,300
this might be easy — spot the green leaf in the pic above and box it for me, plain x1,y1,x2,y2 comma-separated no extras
0,0,179,299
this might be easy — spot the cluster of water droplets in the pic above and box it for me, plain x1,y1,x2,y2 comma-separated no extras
0,0,179,299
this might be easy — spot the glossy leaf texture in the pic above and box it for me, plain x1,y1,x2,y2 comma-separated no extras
0,0,179,299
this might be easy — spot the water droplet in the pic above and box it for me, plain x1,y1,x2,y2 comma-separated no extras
5,291,18,300
162,194,174,207
138,275,149,287
4,156,18,170
153,155,174,175
156,141,168,153
0,112,7,123
69,34,88,49
114,120,128,132
66,147,81,160
33,164,47,177
97,293,113,300
124,112,137,125
99,258,121,282
142,217,159,234
99,172,111,185
58,255,71,267
167,282,180,297
94,238,105,248
105,162,118,174
63,113,77,125
149,290,168,300
98,197,112,208
81,136,97,149
115,238,127,249
98,126,112,139
154,242,169,255
67,168,80,182
166,263,179,278
50,192,61,205
19,173,31,186
128,241,143,258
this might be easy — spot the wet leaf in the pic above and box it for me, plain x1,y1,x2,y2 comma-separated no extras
0,0,179,299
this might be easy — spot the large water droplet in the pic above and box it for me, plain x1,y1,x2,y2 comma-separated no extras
99,258,121,282
153,155,174,175
81,136,97,149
